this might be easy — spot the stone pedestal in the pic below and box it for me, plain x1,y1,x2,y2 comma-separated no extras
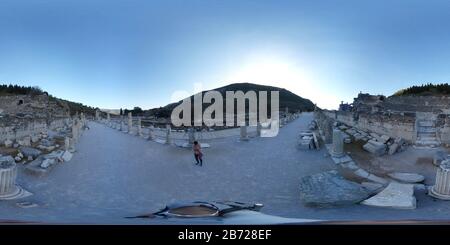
323,119,333,144
240,126,249,141
165,124,172,144
429,160,450,200
331,129,344,157
72,120,79,143
137,118,142,136
128,112,133,133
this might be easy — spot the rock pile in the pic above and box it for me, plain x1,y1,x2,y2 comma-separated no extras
333,123,407,156
298,131,317,150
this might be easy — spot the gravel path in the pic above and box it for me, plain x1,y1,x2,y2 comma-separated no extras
1,112,450,223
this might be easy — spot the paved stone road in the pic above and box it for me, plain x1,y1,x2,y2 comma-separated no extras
1,112,450,223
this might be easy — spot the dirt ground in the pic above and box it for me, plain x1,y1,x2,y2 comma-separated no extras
344,139,445,185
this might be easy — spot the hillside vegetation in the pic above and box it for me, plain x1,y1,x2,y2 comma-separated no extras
393,83,450,96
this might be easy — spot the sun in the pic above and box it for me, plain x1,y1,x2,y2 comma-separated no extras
229,58,298,85
223,54,339,109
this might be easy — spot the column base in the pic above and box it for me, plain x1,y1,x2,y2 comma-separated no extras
0,185,32,200
428,186,450,200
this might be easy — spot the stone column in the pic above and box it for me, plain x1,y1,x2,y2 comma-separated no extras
0,159,17,196
240,126,249,141
324,119,333,144
429,159,450,200
128,112,133,134
331,129,344,157
64,137,70,151
165,124,172,144
137,118,142,136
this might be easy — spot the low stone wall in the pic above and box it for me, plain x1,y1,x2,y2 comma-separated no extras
0,117,70,142
319,110,417,142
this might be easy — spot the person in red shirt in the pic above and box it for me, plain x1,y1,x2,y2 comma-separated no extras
193,141,203,166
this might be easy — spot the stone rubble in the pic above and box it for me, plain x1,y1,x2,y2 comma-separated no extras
362,182,416,209
318,119,408,156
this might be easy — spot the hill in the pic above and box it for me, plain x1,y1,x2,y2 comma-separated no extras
0,84,98,117
393,83,450,96
143,83,315,118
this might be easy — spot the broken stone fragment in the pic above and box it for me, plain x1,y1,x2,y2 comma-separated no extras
40,158,55,169
19,146,42,159
40,139,55,147
18,136,31,147
363,140,386,156
31,135,40,143
61,151,73,162
3,139,13,148
362,182,416,209
380,135,390,144
388,143,399,155
299,170,371,207
370,132,380,139
388,172,425,183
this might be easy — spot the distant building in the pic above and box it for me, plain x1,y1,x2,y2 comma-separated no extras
338,101,353,112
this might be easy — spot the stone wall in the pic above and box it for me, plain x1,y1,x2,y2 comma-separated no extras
0,94,72,142
319,110,417,142
326,94,450,145
0,117,69,142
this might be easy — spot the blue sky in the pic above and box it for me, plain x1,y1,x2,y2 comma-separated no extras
1,0,450,109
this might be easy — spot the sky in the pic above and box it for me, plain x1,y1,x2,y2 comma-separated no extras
1,0,450,110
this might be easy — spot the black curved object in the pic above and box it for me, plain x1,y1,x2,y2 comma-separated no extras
126,201,263,219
